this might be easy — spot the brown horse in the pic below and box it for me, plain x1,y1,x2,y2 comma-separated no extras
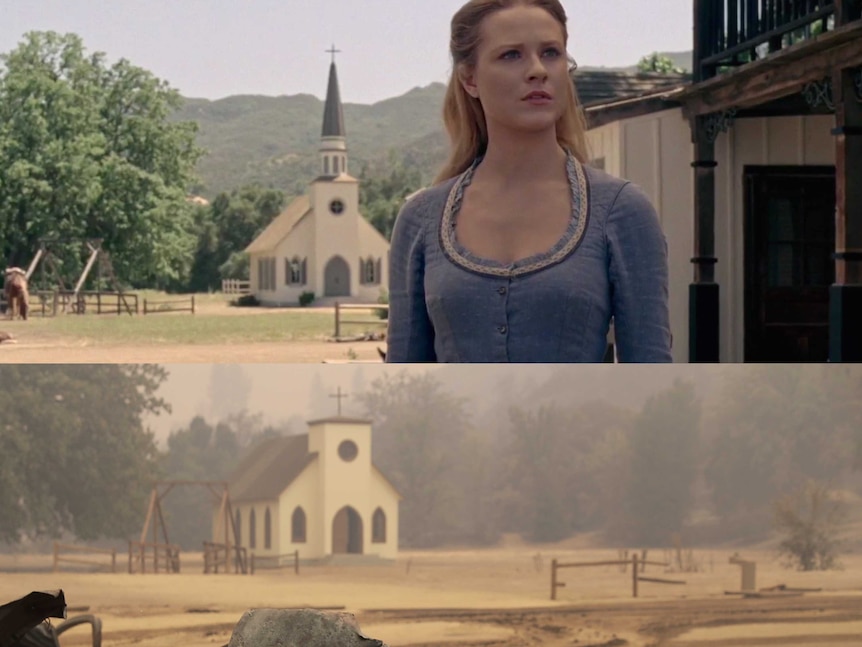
3,268,29,321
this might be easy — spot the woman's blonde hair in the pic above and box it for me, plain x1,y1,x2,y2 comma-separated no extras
435,0,590,184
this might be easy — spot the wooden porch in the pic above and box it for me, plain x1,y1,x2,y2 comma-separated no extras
682,0,862,361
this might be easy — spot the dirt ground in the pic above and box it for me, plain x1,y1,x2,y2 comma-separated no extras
0,339,386,363
3,545,861,647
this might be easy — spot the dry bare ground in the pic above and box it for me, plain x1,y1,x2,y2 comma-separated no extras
0,339,385,363
2,543,861,647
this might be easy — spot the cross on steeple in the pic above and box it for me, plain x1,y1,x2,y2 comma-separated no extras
326,44,341,64
329,386,349,416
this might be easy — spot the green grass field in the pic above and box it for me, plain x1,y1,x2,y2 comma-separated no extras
13,292,387,346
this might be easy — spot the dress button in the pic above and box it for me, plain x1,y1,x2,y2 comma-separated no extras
498,325,508,335
497,286,507,295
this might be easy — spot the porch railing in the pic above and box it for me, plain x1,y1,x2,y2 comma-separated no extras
694,1,860,81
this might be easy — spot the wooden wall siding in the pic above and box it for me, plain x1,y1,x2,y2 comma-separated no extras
715,114,834,360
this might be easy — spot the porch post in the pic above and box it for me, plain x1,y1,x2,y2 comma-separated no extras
689,116,720,362
829,3,862,361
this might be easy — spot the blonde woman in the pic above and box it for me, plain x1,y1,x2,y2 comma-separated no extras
387,0,671,362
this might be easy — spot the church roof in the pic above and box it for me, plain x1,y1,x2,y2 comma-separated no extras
321,61,346,138
228,432,402,502
229,435,317,503
245,195,311,254
307,415,373,426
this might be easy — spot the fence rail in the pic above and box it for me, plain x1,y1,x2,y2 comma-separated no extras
249,550,300,575
53,542,117,573
2,290,138,317
128,540,181,574
551,554,677,600
203,541,248,574
143,295,195,315
222,279,250,295
334,302,388,338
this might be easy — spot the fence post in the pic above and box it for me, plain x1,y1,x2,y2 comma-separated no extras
191,295,195,314
295,550,299,575
53,542,59,573
250,554,255,575
632,553,639,598
335,302,341,337
112,548,117,573
550,558,558,600
143,299,148,315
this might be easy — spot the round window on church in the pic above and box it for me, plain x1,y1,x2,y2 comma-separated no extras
338,439,358,462
329,199,345,215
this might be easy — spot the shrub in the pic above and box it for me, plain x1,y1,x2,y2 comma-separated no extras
299,291,315,307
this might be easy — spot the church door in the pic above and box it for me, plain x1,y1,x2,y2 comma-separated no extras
332,506,363,554
324,256,351,297
744,166,834,362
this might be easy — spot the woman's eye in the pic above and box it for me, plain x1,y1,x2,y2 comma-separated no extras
543,47,562,58
500,50,520,60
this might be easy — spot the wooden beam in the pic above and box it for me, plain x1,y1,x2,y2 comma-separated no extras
682,21,862,117
586,95,684,129
139,489,157,544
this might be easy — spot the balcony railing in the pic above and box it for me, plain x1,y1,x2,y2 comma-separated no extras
694,1,861,80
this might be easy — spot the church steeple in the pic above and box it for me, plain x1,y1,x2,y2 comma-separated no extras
319,46,347,178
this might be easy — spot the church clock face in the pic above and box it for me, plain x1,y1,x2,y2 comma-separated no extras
338,439,358,462
329,198,345,215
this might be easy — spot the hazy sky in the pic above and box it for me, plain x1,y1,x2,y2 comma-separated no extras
2,1,694,105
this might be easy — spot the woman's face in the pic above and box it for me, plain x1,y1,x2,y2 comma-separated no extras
461,4,569,138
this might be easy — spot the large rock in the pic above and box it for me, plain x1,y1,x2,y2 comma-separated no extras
226,609,387,647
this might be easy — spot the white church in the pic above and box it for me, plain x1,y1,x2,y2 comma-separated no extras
223,415,401,561
245,56,390,305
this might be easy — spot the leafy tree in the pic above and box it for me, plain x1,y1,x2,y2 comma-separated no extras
0,32,203,287
0,365,169,543
358,372,475,547
189,184,284,291
359,154,423,240
623,379,701,545
159,412,287,549
773,480,846,571
704,366,857,539
637,52,686,74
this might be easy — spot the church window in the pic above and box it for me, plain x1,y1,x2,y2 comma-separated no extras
333,156,340,174
264,508,272,549
285,256,307,286
338,439,358,462
292,507,307,543
372,508,386,543
329,199,345,215
249,509,257,549
258,257,276,291
235,510,242,546
324,156,330,175
360,257,380,285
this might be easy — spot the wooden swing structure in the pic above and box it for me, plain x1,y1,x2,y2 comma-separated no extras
131,480,247,575
25,238,136,316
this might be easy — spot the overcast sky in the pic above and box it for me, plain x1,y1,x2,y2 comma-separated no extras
2,1,694,105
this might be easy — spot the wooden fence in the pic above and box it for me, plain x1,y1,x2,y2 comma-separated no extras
2,291,138,317
249,550,300,575
333,302,388,338
221,279,250,295
550,553,684,600
53,542,117,573
128,540,181,574
143,295,195,315
203,541,248,574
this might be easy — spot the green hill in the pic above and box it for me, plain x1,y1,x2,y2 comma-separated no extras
177,51,693,199
174,83,449,199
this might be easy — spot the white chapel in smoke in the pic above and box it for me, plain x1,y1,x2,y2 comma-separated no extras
245,49,390,305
